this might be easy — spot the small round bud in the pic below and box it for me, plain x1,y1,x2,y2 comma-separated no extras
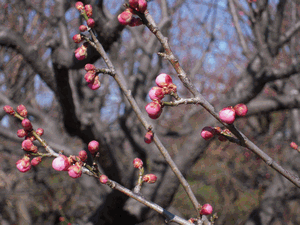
201,126,214,140
99,174,108,184
17,129,27,138
87,18,95,28
31,157,42,166
84,71,96,83
133,158,143,169
200,204,213,215
87,75,101,90
144,130,154,144
3,105,14,115
68,162,82,179
129,0,139,8
143,174,157,183
290,142,298,150
138,0,147,13
78,150,88,162
155,73,173,88
129,17,143,27
118,10,133,26
17,104,28,117
22,139,33,151
149,87,165,101
219,106,236,124
84,63,96,72
16,156,31,173
52,155,70,171
234,103,248,117
75,46,87,60
145,102,162,119
72,34,83,43
84,4,93,17
79,25,88,32
36,128,44,136
21,118,33,131
75,1,84,11
88,140,99,154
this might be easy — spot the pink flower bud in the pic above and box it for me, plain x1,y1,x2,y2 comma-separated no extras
72,34,83,43
87,18,95,28
52,155,70,171
88,140,99,154
21,118,33,131
36,128,44,136
78,150,88,162
87,75,101,90
3,105,14,115
219,106,236,124
200,204,213,215
17,104,28,117
144,130,154,144
84,63,96,72
129,0,139,8
290,142,298,150
68,162,82,178
234,103,248,117
145,102,162,119
201,126,214,140
99,174,108,184
138,0,147,13
17,129,27,138
129,17,143,27
16,156,31,173
118,10,133,25
84,4,93,17
22,139,33,151
79,25,88,32
143,174,157,183
149,87,165,101
75,46,87,60
133,158,143,169
84,71,96,83
30,145,38,153
75,1,84,11
31,157,42,166
155,73,173,88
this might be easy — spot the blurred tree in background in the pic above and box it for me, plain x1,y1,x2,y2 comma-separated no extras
0,0,300,224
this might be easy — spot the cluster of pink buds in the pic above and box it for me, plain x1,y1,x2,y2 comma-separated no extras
3,105,45,172
145,73,177,119
199,203,213,215
118,0,147,26
219,103,248,124
84,64,101,90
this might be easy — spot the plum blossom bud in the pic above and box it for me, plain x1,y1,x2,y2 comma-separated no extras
68,162,82,178
79,25,88,32
201,126,214,140
75,1,84,11
99,174,108,184
87,75,101,90
138,0,147,13
31,157,42,166
88,140,99,154
16,156,31,173
17,129,27,138
84,71,96,83
145,102,162,119
290,142,298,150
133,158,143,169
149,87,165,101
84,4,93,17
118,10,133,25
52,155,70,171
22,139,33,151
155,73,173,88
85,64,96,72
143,174,157,183
144,130,154,144
36,128,44,136
129,0,139,8
129,17,143,27
3,105,14,115
17,104,28,117
234,103,248,117
72,34,83,43
87,18,95,28
200,204,213,215
78,150,88,162
21,118,33,131
219,106,236,124
75,46,87,61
